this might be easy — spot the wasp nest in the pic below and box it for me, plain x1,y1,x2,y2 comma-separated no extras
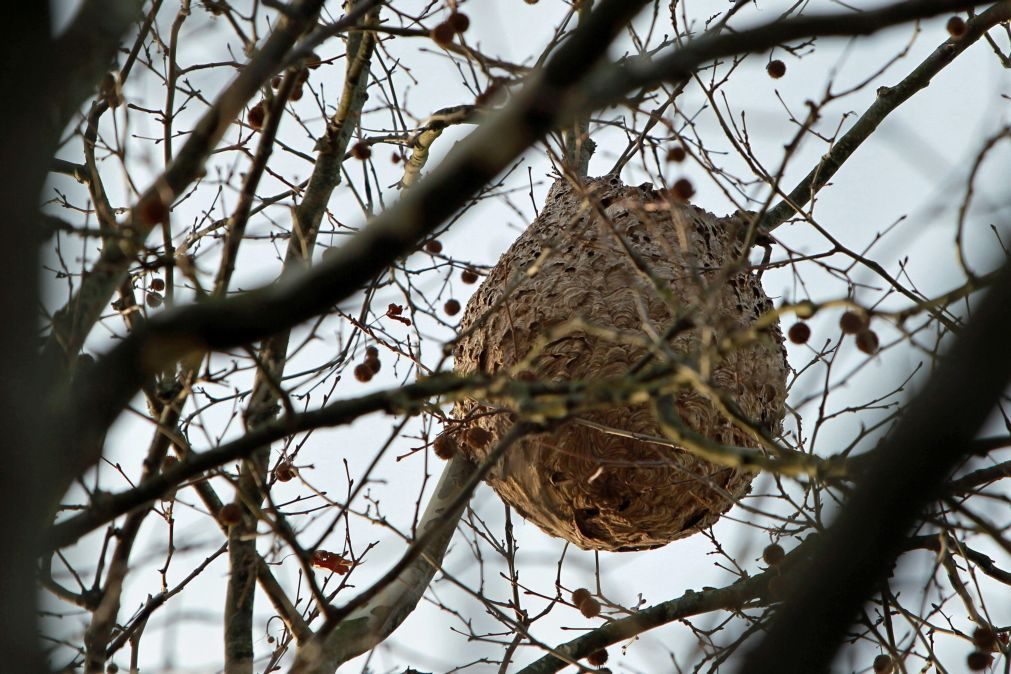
452,176,788,551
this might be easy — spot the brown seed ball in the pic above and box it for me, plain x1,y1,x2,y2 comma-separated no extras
444,299,461,316
219,503,242,526
767,59,786,79
524,0,538,4
967,651,993,671
587,649,608,666
365,356,381,375
274,461,296,482
107,664,119,674
351,141,372,160
872,653,893,673
365,346,379,360
666,146,686,163
973,627,997,651
354,363,374,382
762,543,786,565
137,194,170,226
151,277,166,292
146,292,163,308
447,12,470,33
787,321,811,345
391,152,401,164
839,310,866,335
247,102,266,130
947,16,967,37
856,329,880,355
465,426,493,449
461,268,479,284
578,597,602,619
433,434,457,460
672,178,695,201
305,52,322,69
271,75,282,89
571,588,592,606
291,85,304,101
430,21,455,46
424,239,443,254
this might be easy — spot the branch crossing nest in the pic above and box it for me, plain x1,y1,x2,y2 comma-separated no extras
451,176,788,551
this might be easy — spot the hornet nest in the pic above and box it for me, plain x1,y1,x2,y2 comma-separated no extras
451,175,788,551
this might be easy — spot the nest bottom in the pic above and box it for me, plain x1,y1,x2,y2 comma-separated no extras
467,397,756,552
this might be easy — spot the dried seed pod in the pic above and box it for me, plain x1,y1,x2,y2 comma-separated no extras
354,363,373,382
444,299,461,316
247,101,266,130
137,193,170,226
351,141,372,160
578,597,601,618
947,16,967,37
571,588,591,606
274,461,296,482
219,503,242,525
447,12,470,33
150,278,166,292
424,239,443,254
461,268,479,284
763,543,786,565
872,654,893,673
433,434,457,460
430,21,455,46
839,310,866,335
788,322,811,344
666,146,686,163
587,649,608,666
672,178,695,201
452,177,788,551
856,329,880,355
767,59,786,79
973,627,997,651
967,651,993,671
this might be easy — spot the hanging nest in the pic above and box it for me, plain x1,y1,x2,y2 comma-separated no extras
450,175,788,551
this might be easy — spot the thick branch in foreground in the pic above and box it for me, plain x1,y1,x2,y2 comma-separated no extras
739,254,1011,672
2,14,53,674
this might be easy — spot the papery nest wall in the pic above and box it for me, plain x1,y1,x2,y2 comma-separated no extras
450,175,789,551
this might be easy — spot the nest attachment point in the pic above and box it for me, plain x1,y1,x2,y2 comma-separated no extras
451,176,789,551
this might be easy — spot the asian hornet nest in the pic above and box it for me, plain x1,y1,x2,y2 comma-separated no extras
451,176,788,551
